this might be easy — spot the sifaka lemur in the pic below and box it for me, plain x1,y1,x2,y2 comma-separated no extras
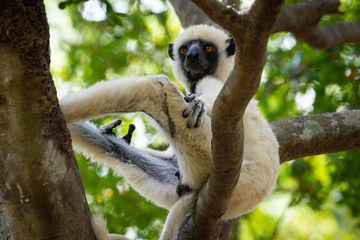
59,25,279,239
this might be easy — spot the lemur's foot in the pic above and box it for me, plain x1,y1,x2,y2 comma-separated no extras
122,124,136,144
99,119,122,136
99,119,136,145
176,183,192,197
182,94,206,128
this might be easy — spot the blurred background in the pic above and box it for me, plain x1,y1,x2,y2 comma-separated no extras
46,0,360,239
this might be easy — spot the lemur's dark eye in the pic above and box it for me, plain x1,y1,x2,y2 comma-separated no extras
205,45,214,53
179,47,187,55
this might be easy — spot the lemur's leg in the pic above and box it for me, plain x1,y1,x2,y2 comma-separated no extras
159,192,197,240
122,124,135,144
70,121,180,209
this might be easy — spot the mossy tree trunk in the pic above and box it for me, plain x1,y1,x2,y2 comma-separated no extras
0,1,95,239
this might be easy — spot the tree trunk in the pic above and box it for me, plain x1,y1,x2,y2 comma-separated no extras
0,1,95,239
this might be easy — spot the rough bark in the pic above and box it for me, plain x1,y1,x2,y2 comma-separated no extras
272,110,360,163
170,0,360,49
0,1,95,239
0,201,11,240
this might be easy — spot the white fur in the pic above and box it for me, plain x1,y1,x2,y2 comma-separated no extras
160,192,197,240
195,76,223,115
91,216,129,240
159,25,279,239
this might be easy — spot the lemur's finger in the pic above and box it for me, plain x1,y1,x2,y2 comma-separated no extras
100,119,122,135
194,104,206,128
187,101,204,128
182,98,199,118
184,94,196,102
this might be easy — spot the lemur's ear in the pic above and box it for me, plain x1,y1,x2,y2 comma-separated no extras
226,38,236,56
168,43,174,60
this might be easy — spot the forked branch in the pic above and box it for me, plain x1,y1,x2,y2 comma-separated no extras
178,0,284,239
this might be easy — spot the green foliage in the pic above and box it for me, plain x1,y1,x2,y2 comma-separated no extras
77,154,166,239
47,0,360,238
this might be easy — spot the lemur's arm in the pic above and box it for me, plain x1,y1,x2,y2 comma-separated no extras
60,75,181,133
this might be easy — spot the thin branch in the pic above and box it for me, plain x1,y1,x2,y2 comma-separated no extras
304,22,360,49
272,0,360,48
168,0,214,27
190,0,242,33
273,0,342,32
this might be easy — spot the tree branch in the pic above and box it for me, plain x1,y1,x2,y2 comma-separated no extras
190,0,242,32
168,0,213,27
181,0,284,239
170,0,360,49
167,0,359,238
272,0,360,49
174,108,360,239
271,110,360,163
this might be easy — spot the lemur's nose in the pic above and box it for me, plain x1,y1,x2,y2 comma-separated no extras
187,49,199,61
186,45,201,61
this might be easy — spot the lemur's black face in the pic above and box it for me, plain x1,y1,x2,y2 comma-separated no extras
171,40,218,85
168,38,235,92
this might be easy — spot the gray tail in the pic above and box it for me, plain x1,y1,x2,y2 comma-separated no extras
70,122,180,185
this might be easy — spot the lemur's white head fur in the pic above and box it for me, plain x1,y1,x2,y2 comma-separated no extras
169,24,236,91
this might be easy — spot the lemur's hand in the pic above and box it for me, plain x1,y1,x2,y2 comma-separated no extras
182,94,206,128
99,119,136,145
